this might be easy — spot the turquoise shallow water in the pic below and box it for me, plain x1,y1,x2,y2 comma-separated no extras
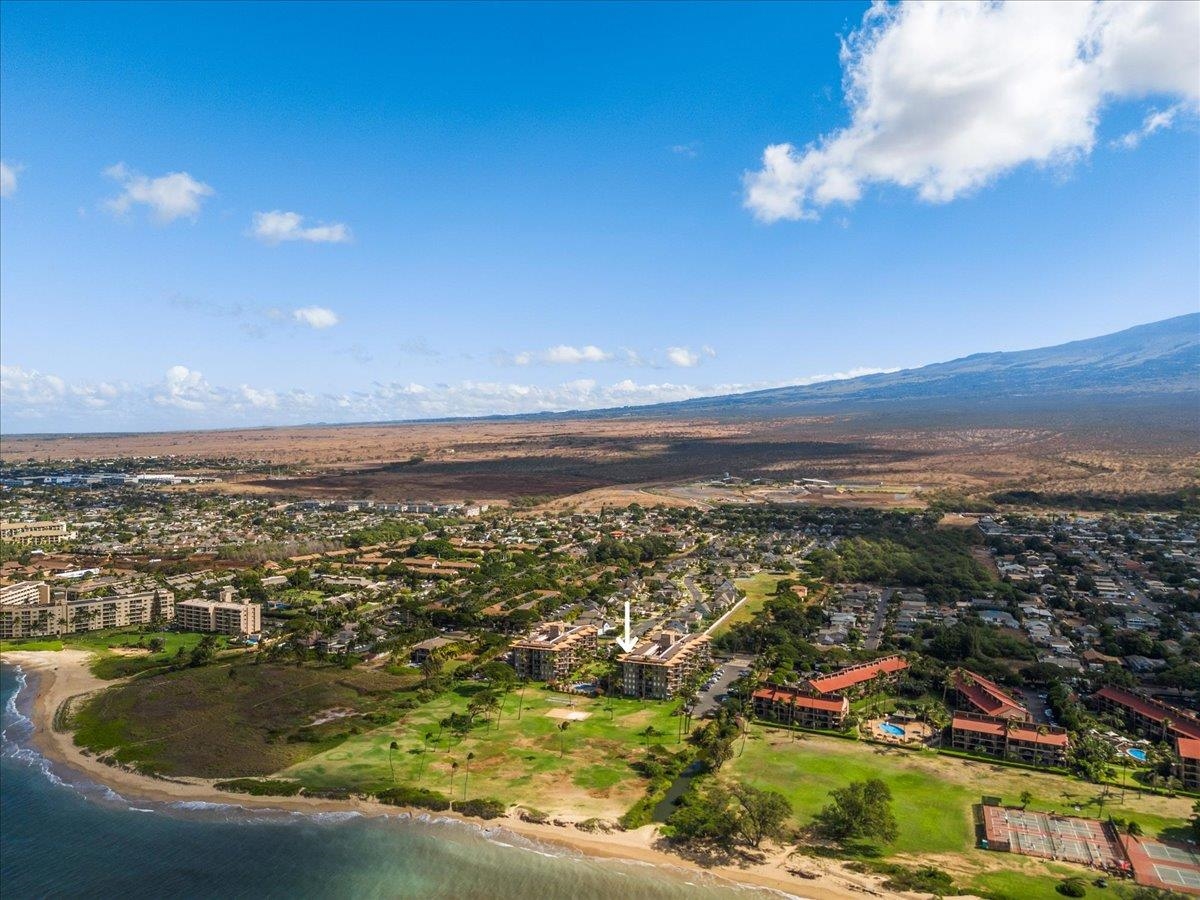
0,664,785,900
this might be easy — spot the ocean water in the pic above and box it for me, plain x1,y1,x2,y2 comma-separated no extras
0,664,780,900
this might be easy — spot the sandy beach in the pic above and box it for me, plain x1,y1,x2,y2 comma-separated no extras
0,649,913,900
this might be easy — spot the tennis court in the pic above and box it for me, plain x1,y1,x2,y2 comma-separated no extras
981,806,1126,869
1120,835,1200,895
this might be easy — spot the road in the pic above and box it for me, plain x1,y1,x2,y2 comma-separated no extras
864,588,892,651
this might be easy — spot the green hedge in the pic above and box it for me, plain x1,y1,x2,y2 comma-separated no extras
375,786,451,811
214,778,304,796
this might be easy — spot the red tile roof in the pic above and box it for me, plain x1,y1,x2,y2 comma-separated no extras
952,668,1028,719
952,714,1069,747
1177,737,1200,761
1095,686,1200,740
753,687,848,713
806,655,908,695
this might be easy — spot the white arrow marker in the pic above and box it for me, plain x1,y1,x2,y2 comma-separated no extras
615,600,637,653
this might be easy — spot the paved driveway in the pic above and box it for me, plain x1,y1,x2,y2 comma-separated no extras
694,658,753,717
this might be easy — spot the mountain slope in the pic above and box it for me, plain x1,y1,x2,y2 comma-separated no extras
624,313,1199,420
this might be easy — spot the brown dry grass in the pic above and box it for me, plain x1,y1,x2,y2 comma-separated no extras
4,414,1195,504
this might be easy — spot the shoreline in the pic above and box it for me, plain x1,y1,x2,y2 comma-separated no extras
0,651,905,900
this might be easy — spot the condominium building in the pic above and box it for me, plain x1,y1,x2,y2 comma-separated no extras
175,587,262,635
0,586,175,639
1177,738,1200,791
805,654,909,697
509,621,597,683
950,712,1069,767
0,520,69,546
1092,686,1200,742
0,581,51,606
619,630,712,699
948,668,1030,721
753,684,849,730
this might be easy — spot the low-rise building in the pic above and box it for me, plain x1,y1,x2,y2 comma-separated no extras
619,630,711,699
509,622,597,683
0,521,69,546
753,684,848,730
950,712,1069,767
1092,685,1200,741
806,654,908,697
948,668,1029,721
1177,738,1200,791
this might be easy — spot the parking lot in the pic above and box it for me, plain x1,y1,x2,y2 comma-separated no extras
694,657,753,717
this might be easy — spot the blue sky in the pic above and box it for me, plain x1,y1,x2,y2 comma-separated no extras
1,0,1197,432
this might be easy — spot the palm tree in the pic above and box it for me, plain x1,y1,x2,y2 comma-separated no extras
517,676,529,720
1003,717,1020,760
463,752,475,800
558,722,571,758
417,732,434,783
388,740,399,782
449,759,459,807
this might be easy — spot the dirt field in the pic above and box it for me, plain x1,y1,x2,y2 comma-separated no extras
4,414,1195,504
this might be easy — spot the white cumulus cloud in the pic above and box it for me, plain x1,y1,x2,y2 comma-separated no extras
666,347,701,367
744,0,1199,222
292,306,340,329
104,163,214,222
0,161,19,198
251,210,352,244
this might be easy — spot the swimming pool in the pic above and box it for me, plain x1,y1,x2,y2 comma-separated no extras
1126,747,1148,762
880,722,906,737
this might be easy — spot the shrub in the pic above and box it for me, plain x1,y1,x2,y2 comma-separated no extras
1056,878,1086,898
214,778,303,797
519,807,549,824
375,786,451,812
456,798,507,820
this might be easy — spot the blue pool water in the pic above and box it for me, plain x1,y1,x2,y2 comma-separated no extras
880,722,905,737
1126,747,1148,762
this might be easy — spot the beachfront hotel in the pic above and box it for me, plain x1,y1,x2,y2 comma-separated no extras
509,621,598,683
0,581,175,639
619,630,711,699
804,654,909,698
752,684,849,730
175,587,262,636
949,711,1069,767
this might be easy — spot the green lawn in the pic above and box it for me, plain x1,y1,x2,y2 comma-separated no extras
710,572,781,637
729,728,976,854
283,684,685,817
728,726,1194,896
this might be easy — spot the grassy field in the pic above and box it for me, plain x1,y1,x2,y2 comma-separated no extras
283,684,685,818
72,660,418,776
729,727,1194,897
2,628,229,679
710,572,781,638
